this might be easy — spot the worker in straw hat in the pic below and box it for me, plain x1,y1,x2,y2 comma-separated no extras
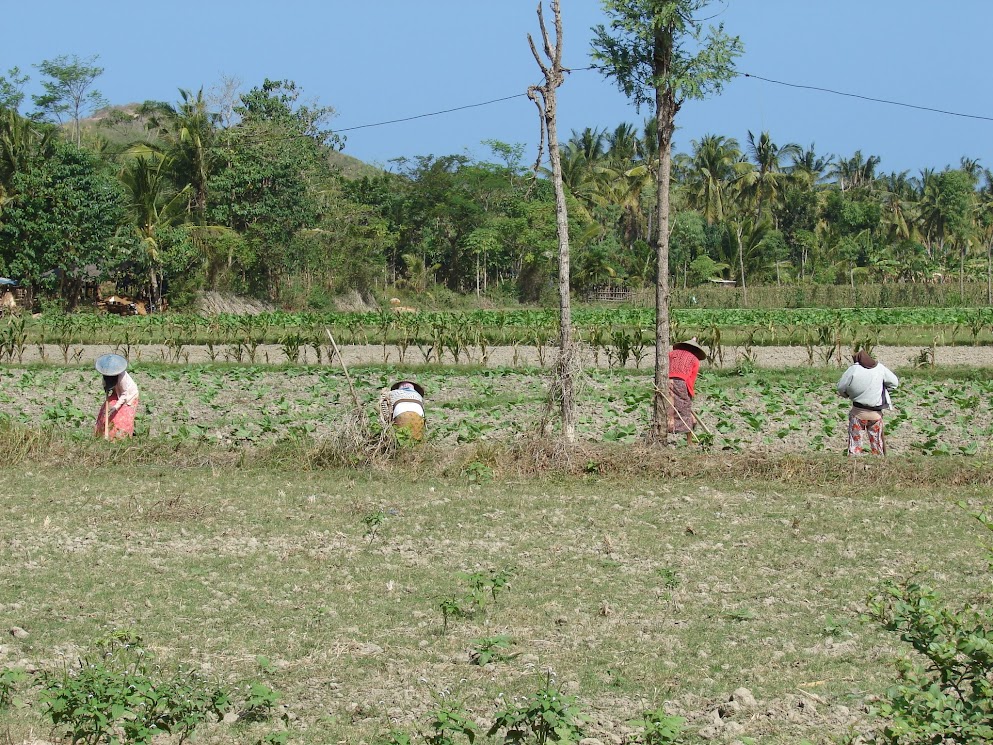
380,380,426,441
665,337,707,444
94,353,140,439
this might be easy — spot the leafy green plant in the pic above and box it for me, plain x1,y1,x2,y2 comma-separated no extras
39,631,232,745
489,675,588,745
863,506,993,744
469,635,517,666
424,700,480,745
629,707,685,745
463,461,493,485
363,509,388,540
439,597,467,633
0,666,27,710
240,681,281,723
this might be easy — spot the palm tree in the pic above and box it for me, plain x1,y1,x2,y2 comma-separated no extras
118,153,192,306
830,150,881,193
0,109,54,211
683,134,742,224
978,169,993,303
878,170,918,245
788,143,834,188
605,122,641,164
139,88,218,220
745,130,800,221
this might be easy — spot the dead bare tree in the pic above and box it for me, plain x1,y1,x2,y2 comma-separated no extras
528,0,576,442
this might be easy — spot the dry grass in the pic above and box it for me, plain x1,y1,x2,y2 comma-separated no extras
0,457,991,744
4,420,992,490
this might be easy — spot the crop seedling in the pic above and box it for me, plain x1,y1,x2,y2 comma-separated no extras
629,707,685,745
0,666,27,710
424,700,480,745
439,597,467,632
39,630,233,745
363,509,387,540
489,674,588,745
469,635,517,666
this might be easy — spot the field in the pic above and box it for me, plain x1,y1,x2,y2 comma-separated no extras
1,352,991,455
1,460,992,744
1,330,993,744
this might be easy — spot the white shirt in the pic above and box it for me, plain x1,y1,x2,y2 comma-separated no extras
389,387,423,418
837,363,899,409
114,372,140,407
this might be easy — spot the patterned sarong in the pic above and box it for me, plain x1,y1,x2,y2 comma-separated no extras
393,412,425,441
666,378,694,434
95,394,139,439
847,411,884,455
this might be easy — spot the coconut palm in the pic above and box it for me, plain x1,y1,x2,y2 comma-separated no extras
683,134,742,224
745,130,800,222
118,153,192,306
829,150,881,193
788,143,834,188
138,88,218,220
0,108,54,211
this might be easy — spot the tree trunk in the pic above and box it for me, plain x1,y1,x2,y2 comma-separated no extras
736,223,747,307
529,0,575,441
651,98,676,442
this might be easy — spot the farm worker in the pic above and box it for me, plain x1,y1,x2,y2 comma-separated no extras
380,380,426,441
837,349,899,456
94,353,140,440
667,337,707,443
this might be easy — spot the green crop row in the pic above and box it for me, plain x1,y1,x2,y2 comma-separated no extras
3,306,993,354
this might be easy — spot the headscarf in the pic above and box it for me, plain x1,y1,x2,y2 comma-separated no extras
853,350,877,369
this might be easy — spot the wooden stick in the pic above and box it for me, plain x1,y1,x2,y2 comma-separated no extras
325,327,364,420
104,389,113,440
654,384,699,442
691,409,713,436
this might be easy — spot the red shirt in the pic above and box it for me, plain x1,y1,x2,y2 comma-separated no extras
668,349,700,397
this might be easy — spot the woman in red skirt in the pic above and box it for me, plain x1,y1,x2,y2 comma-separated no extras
94,354,140,439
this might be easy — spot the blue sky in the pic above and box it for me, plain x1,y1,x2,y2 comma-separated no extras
5,1,990,175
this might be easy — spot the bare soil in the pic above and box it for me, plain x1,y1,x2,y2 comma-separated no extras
13,343,993,368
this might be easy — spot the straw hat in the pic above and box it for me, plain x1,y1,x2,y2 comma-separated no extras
391,380,425,397
95,353,128,376
673,337,707,361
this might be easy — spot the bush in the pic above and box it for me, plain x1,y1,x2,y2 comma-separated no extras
864,506,993,743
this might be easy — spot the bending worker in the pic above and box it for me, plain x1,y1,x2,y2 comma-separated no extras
381,380,426,441
667,337,707,443
94,353,140,439
837,349,899,455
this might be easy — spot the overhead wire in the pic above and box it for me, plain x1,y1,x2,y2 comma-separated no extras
741,72,993,123
82,66,991,162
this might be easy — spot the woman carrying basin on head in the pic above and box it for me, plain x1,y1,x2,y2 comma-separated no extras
94,353,140,439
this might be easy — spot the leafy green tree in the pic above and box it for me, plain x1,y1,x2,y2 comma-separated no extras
139,88,219,220
669,209,705,288
208,79,334,297
32,54,107,146
592,0,742,440
117,153,193,306
0,66,29,111
0,140,128,307
0,108,55,213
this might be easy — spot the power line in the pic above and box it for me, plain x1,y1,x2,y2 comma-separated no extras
336,93,527,132
742,72,993,123
335,66,595,134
